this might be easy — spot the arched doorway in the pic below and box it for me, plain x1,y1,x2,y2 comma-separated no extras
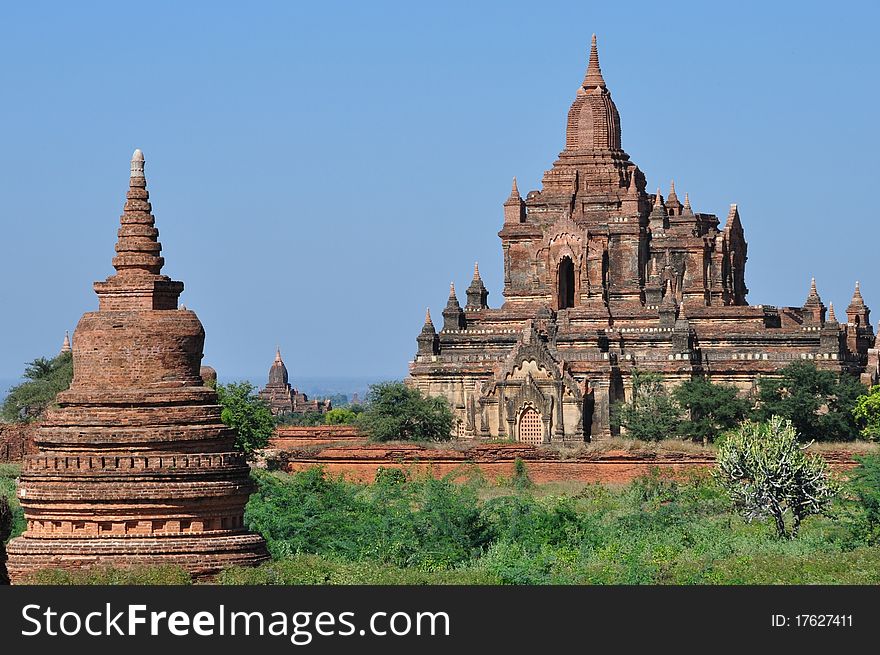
518,407,544,445
558,257,575,309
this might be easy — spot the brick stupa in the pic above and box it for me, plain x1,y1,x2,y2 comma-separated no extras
6,150,268,581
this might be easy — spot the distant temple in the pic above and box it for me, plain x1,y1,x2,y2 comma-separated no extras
408,36,877,442
258,348,331,416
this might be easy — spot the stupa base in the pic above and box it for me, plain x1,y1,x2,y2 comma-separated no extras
6,532,269,583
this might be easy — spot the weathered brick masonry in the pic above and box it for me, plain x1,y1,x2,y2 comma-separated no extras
0,424,37,463
6,151,268,581
409,36,878,441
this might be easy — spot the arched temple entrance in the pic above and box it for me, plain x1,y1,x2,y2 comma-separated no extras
558,256,575,309
518,407,544,445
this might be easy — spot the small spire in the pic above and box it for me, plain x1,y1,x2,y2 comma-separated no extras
850,281,866,306
654,187,663,206
60,330,72,354
449,282,456,297
805,277,821,306
667,180,679,203
628,167,640,195
683,192,691,211
724,203,740,229
582,34,606,89
827,302,838,324
274,347,283,363
473,262,481,279
130,149,145,178
425,307,433,325
511,177,520,198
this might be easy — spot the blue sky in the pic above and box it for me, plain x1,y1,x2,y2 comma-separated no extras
0,1,877,383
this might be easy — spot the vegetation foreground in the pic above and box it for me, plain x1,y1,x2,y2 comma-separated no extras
4,455,880,585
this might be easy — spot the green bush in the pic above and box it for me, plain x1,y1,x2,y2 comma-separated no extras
25,565,192,585
844,455,880,545
356,381,454,442
325,407,360,425
674,377,751,444
756,361,865,441
219,554,500,585
244,467,488,569
0,464,24,541
716,416,839,538
216,381,276,456
854,385,880,441
611,371,681,441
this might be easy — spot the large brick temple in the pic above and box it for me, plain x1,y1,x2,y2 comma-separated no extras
6,150,268,580
408,36,878,442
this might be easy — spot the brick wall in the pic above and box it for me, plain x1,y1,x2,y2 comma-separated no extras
0,424,37,463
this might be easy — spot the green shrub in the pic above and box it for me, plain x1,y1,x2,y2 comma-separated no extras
218,554,500,585
611,371,681,441
716,416,839,538
25,565,192,585
844,455,880,545
756,361,864,441
674,377,751,444
356,382,454,442
216,381,276,456
854,386,880,441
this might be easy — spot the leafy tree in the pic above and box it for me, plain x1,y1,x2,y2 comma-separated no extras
325,407,360,425
715,416,838,538
215,381,276,457
853,385,880,441
611,371,681,441
356,381,454,442
1,352,73,422
756,361,864,441
674,377,751,444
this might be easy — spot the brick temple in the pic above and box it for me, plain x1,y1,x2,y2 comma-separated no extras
258,348,331,416
408,36,877,442
6,150,268,580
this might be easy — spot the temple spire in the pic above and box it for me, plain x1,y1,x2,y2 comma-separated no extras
466,262,489,310
510,177,520,199
60,331,71,354
424,308,433,326
724,203,741,230
852,281,865,305
274,346,283,364
668,180,679,203
683,192,691,211
827,302,837,324
807,277,820,303
582,34,606,89
111,149,164,277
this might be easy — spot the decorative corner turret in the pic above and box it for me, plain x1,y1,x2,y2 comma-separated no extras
503,177,526,223
417,308,440,356
442,283,466,331
466,262,489,310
